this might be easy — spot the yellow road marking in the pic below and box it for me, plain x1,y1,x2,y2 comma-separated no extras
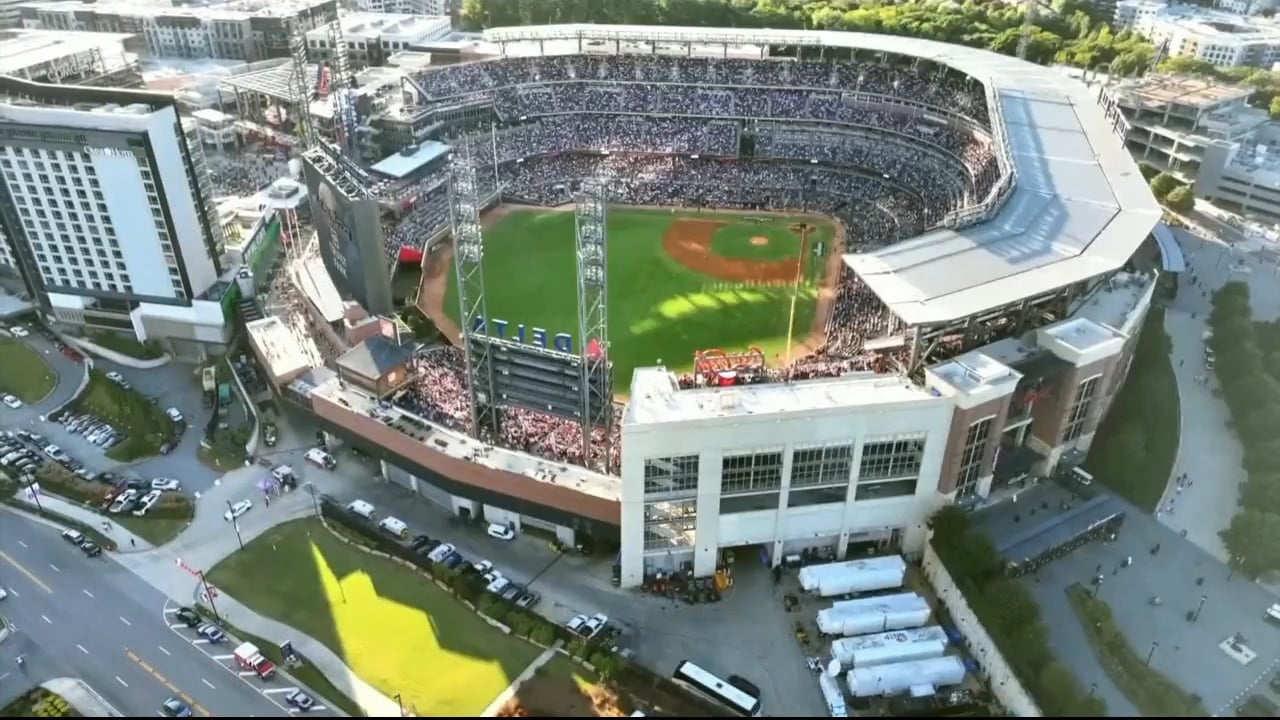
124,648,212,717
0,549,52,594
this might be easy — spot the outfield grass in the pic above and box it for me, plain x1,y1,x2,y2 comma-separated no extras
446,208,834,385
208,518,540,717
0,339,56,403
1083,307,1179,512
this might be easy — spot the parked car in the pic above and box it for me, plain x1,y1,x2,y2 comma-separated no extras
151,477,181,491
80,542,102,558
165,407,184,425
174,606,202,628
61,529,85,545
104,371,131,389
132,490,162,516
196,623,227,643
486,523,516,541
262,422,278,447
108,489,138,514
162,698,192,718
304,447,336,470
8,326,28,338
224,499,252,522
516,591,541,609
286,689,315,712
2,395,21,410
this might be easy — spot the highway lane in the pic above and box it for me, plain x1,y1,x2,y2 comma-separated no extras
0,511,291,717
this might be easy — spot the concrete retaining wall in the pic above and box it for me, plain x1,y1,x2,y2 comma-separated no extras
224,356,260,457
68,337,171,368
922,542,1041,717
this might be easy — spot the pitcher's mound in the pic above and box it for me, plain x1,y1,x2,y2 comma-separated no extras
750,236,769,246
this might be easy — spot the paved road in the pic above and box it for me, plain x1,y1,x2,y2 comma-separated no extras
0,510,293,718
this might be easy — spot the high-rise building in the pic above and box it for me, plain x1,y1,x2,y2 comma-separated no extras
0,75,233,357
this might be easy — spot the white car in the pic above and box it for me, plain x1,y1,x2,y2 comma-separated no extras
151,477,181,491
165,407,184,424
566,614,589,636
105,371,124,383
486,523,515,541
582,613,609,638
9,326,28,338
132,490,162,516
223,499,252,522
1,395,21,410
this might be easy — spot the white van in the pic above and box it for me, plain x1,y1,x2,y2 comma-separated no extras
304,448,336,470
346,499,376,520
378,516,408,539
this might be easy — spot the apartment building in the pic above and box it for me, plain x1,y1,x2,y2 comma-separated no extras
1116,0,1280,67
353,0,449,15
306,12,451,70
17,0,338,63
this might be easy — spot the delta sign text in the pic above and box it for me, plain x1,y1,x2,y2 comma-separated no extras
471,318,574,353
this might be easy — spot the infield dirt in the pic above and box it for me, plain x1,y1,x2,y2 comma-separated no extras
661,219,802,284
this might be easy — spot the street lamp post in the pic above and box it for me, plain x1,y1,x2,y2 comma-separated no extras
1146,640,1159,666
393,692,404,717
305,482,320,517
1229,555,1245,581
227,500,244,551
1193,594,1208,622
198,571,222,622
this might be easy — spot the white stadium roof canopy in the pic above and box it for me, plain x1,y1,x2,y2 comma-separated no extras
483,24,1162,327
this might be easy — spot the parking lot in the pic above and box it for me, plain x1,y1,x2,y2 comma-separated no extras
161,599,342,716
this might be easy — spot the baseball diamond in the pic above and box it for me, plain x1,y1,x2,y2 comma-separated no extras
422,206,838,388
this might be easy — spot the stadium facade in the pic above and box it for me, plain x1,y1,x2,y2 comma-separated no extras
288,24,1161,588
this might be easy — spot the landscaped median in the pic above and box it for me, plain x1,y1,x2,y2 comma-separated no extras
30,464,192,546
0,687,80,717
0,473,116,551
72,369,176,461
0,338,57,403
1065,583,1206,716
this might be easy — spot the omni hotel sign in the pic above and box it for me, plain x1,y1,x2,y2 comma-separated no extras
470,318,574,354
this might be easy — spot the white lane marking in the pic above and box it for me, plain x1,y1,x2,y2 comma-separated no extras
47,563,59,573
168,623,185,629
312,706,327,712
76,644,88,655
115,676,128,688
118,616,131,626
4,589,14,598
17,541,26,548
211,654,233,660
40,614,51,624
201,678,215,689
162,607,177,614
262,688,296,695
192,638,209,645
83,589,94,598
157,646,170,656
238,671,256,677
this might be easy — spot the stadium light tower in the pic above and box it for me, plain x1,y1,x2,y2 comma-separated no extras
449,157,499,439
575,177,613,472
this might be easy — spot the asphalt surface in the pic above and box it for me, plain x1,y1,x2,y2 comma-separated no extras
0,511,298,718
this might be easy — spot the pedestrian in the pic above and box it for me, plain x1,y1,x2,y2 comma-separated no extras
130,537,135,548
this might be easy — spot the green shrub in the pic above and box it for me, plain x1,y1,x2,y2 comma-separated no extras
529,620,556,647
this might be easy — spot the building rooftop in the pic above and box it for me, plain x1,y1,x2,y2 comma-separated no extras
245,316,313,380
486,24,1161,327
624,367,936,425
17,0,331,20
1043,317,1119,354
0,29,135,77
1071,271,1155,332
972,481,1127,568
293,254,344,323
371,140,450,179
220,60,320,104
1109,74,1253,110
337,334,418,380
313,12,450,41
308,374,621,502
928,350,1022,395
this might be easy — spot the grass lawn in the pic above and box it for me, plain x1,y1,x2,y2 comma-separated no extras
73,370,175,461
502,658,629,717
89,332,165,360
0,687,80,717
1084,307,1180,512
445,208,834,386
32,464,192,546
1066,584,1205,716
0,339,57,403
208,518,540,717
115,514,191,546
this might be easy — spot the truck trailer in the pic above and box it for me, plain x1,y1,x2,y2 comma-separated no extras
817,592,931,636
818,670,848,717
845,655,966,698
830,626,949,670
798,555,906,597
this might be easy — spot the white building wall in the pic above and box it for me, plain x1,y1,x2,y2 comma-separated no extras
146,110,219,297
620,390,953,587
92,152,174,299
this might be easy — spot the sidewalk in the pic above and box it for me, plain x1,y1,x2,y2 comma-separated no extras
8,490,152,551
198,585,402,718
43,678,121,717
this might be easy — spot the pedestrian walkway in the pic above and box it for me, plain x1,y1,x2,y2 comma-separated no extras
481,642,563,717
43,677,121,717
7,490,152,551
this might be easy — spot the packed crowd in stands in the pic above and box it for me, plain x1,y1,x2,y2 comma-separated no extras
379,180,450,268
395,346,623,473
413,54,989,126
450,116,740,163
206,151,290,198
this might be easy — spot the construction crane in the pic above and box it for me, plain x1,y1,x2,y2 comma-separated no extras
325,18,360,157
287,16,318,149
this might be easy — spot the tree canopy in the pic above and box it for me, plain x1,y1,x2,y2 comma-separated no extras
460,0,1156,73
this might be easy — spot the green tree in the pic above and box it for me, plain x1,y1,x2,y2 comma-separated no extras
1149,172,1181,198
1222,509,1280,576
1165,185,1195,212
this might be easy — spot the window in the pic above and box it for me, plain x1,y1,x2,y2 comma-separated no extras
859,438,925,481
721,450,783,494
644,499,696,550
644,455,699,495
790,444,853,488
955,417,994,499
788,485,848,508
1063,375,1101,442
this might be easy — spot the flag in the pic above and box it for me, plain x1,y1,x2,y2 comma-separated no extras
586,338,603,359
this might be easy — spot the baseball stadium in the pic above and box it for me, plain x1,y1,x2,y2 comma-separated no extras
294,24,1162,602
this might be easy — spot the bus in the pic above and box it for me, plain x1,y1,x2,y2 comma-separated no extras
671,660,762,717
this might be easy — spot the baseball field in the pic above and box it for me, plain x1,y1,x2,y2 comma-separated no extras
423,206,838,389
